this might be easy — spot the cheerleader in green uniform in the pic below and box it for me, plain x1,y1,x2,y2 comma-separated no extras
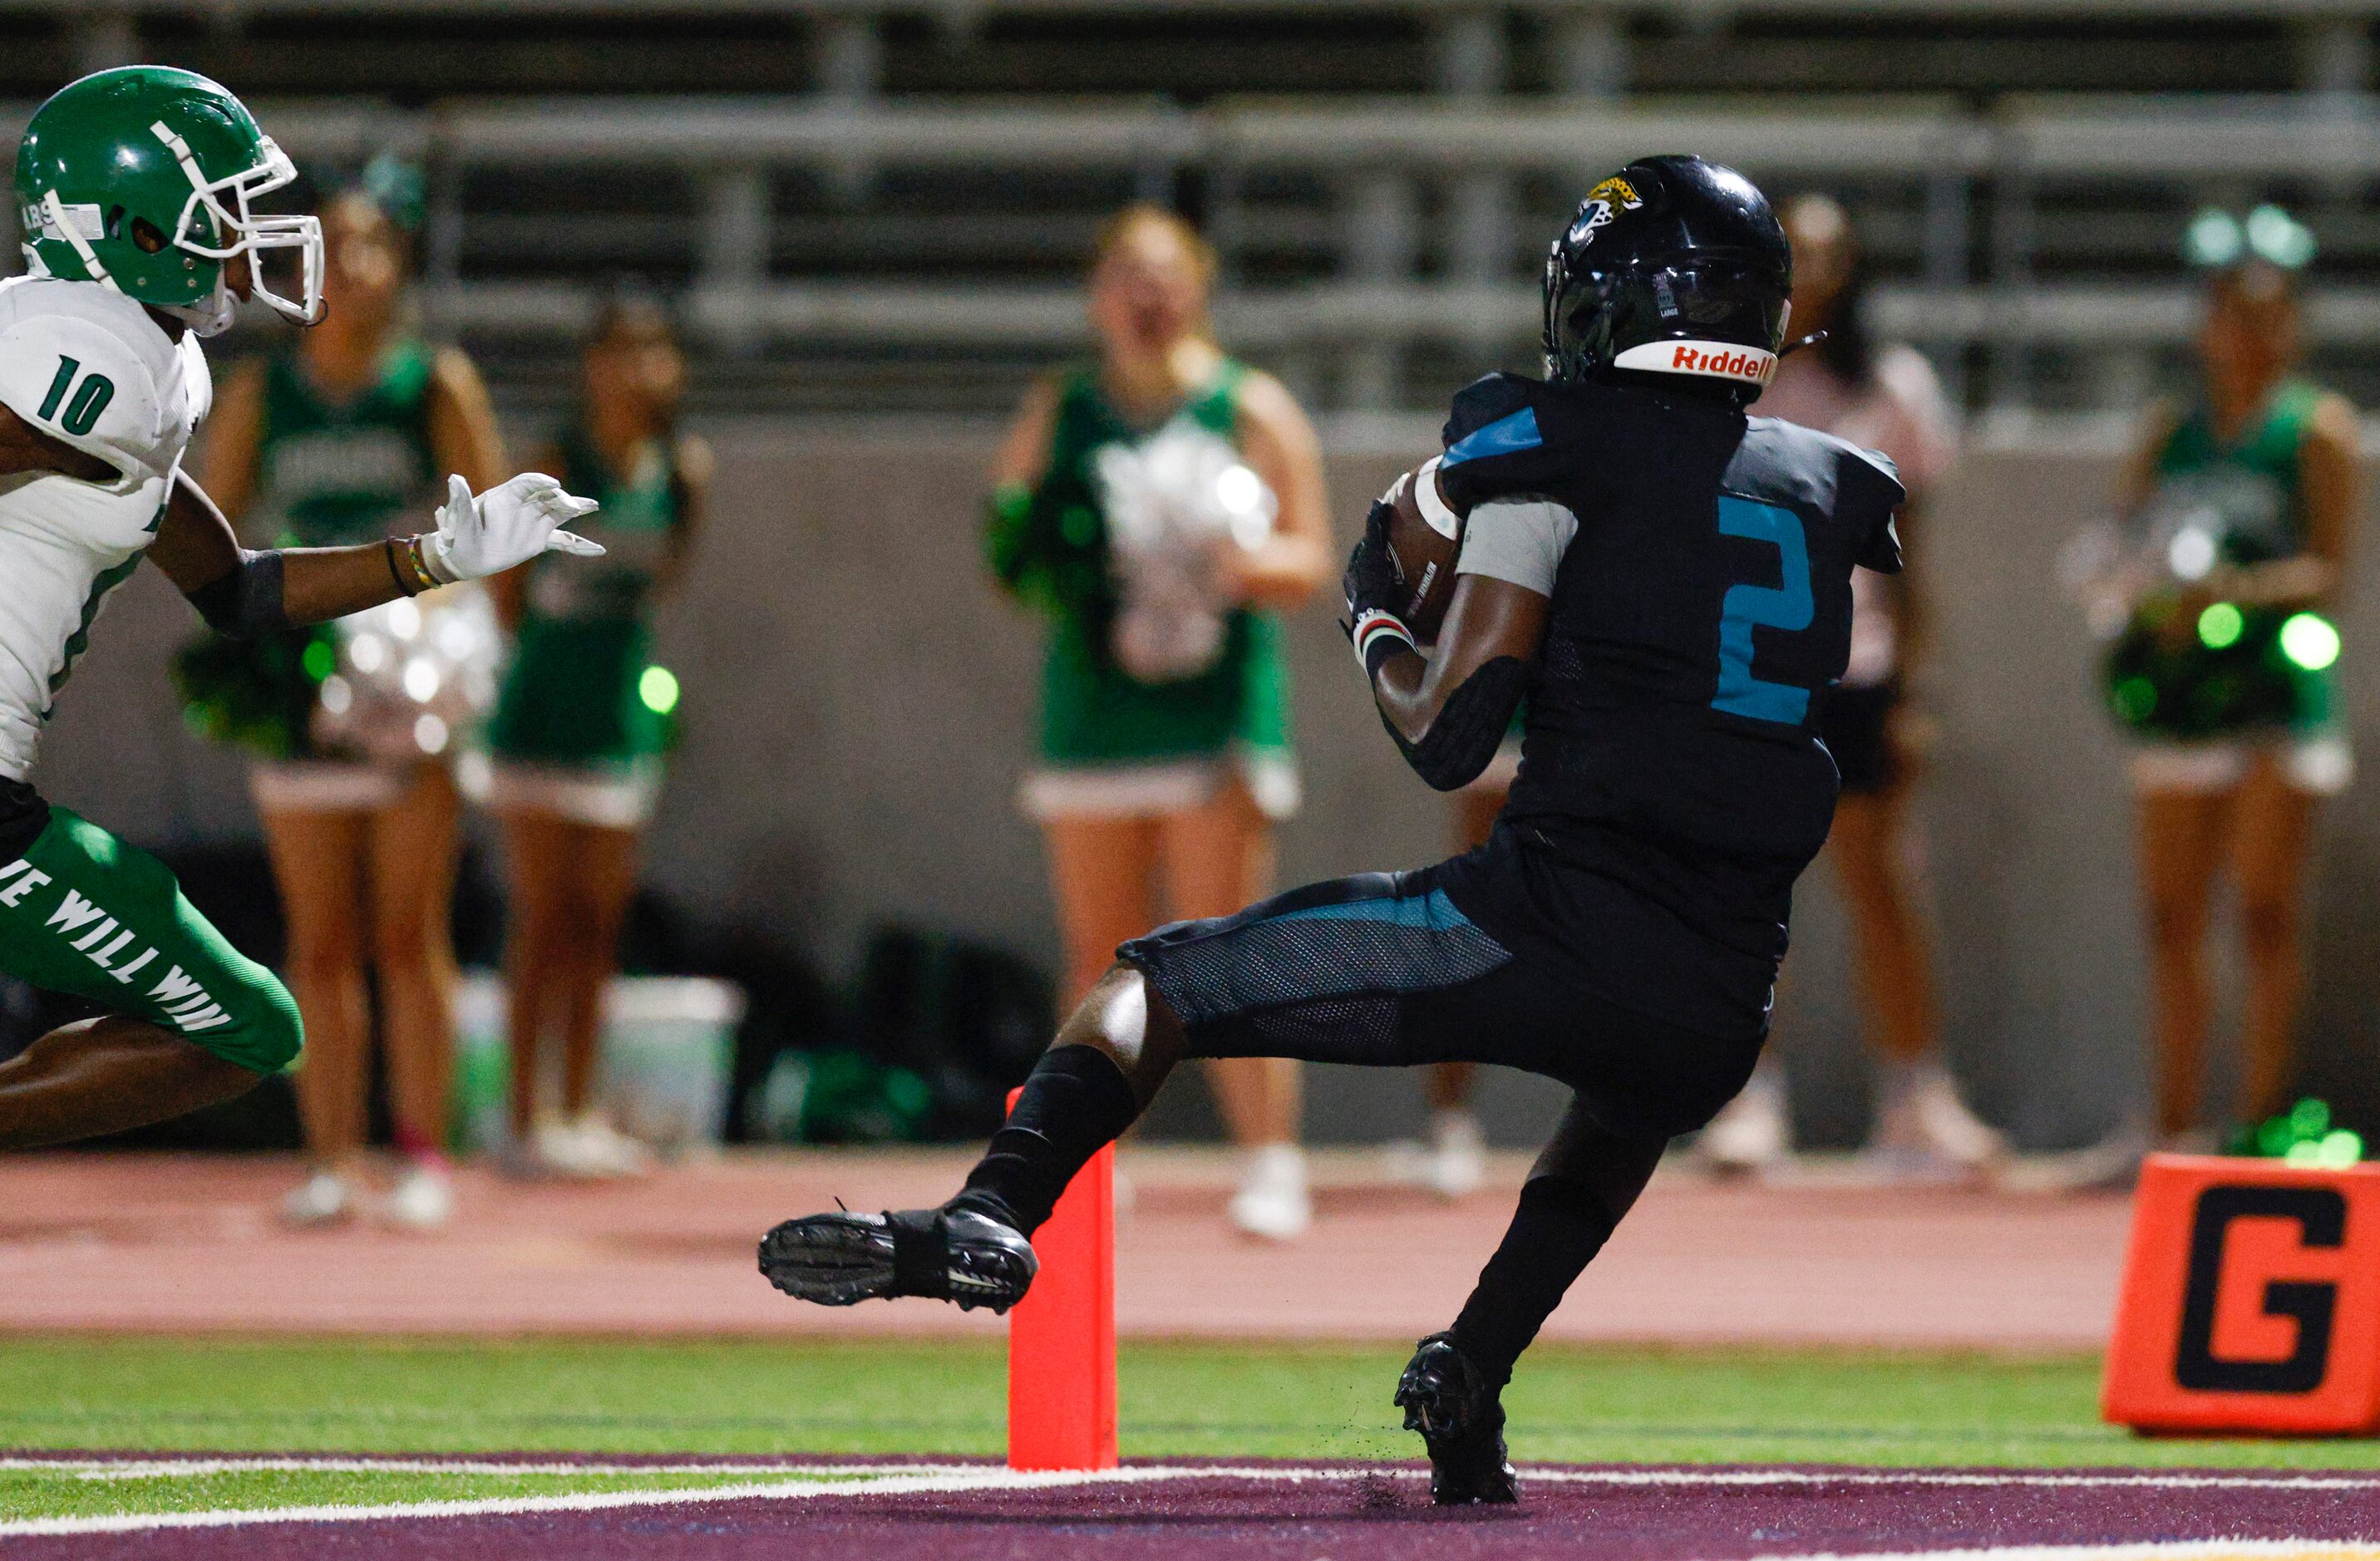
199,176,509,1229
486,297,707,1179
987,206,1333,1238
2099,211,2358,1156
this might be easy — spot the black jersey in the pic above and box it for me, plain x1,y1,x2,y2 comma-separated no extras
1432,372,1905,1037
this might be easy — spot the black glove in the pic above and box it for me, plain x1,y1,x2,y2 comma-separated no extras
1342,499,1417,677
1341,498,1405,629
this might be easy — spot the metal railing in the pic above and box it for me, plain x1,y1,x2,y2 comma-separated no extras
9,91,2379,407
27,0,2380,113
22,0,2380,20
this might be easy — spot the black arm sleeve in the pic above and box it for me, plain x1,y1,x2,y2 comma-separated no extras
1379,654,1530,792
184,549,290,640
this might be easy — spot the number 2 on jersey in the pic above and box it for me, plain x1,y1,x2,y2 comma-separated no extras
1712,495,1814,725
36,355,115,440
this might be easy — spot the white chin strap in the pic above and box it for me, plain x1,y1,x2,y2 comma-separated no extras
160,283,238,339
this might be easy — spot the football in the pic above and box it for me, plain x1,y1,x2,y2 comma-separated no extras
1378,456,1467,644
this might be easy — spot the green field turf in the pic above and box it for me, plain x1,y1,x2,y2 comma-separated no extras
2,1336,2373,1524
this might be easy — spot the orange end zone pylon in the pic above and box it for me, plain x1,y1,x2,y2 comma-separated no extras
2104,1153,2380,1436
1005,1089,1118,1470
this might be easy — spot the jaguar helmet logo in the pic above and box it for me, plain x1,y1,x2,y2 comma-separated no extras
1567,175,1646,248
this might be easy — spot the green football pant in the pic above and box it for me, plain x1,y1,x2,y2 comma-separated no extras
0,808,302,1075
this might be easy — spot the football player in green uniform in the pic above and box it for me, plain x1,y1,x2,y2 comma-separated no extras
0,66,599,1150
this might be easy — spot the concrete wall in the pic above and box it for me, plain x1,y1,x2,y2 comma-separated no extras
36,426,2380,1150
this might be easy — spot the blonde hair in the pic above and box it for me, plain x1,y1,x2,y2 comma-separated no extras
1092,204,1218,307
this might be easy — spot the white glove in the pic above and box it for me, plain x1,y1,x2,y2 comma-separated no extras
421,472,604,584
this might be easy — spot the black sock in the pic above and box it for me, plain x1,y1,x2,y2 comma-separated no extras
950,1045,1141,1236
1446,1174,1624,1387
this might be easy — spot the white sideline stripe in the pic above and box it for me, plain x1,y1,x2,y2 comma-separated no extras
2,1458,986,1483
5,1460,2380,1538
13,1457,2380,1493
1528,1470,2380,1493
0,1465,1214,1538
1751,1544,2380,1561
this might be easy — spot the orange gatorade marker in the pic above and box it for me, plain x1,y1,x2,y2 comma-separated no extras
1005,1089,1118,1470
2104,1154,2380,1435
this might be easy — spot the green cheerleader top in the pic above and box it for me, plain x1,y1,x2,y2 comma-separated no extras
486,427,684,769
175,342,440,758
985,360,1293,768
2105,380,2338,741
253,342,440,548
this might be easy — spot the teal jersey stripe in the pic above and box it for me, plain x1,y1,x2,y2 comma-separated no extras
1442,407,1543,468
1268,887,1472,932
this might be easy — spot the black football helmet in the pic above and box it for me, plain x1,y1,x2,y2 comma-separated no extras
1541,155,1792,405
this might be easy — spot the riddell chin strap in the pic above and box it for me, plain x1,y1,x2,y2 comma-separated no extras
41,192,121,295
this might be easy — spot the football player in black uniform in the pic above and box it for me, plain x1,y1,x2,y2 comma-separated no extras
758,155,1905,1505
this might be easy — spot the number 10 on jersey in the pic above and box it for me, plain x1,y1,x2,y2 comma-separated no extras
37,355,116,439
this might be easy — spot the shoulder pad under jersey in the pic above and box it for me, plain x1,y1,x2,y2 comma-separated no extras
1836,438,1907,574
1436,372,1568,513
0,276,195,488
1828,432,1907,514
1779,425,1906,574
1440,372,1541,450
1747,415,1908,515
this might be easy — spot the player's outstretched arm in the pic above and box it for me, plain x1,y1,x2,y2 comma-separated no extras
151,470,603,637
1344,499,1548,790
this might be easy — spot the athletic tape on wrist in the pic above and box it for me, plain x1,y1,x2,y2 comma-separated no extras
1353,608,1416,677
381,542,418,604
414,532,460,586
385,538,424,598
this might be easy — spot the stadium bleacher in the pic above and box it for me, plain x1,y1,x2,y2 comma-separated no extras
7,0,2380,413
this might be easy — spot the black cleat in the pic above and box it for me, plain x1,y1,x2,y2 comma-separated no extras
1395,1332,1519,1505
758,1206,1037,1315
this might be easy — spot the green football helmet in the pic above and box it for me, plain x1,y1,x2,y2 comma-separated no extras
13,65,323,336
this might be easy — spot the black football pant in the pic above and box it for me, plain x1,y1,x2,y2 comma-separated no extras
1117,842,1760,1144
1107,842,1762,1387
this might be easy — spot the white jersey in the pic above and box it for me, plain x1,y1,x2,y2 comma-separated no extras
0,275,212,781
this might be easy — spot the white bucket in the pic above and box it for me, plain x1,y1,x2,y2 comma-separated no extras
446,972,744,1154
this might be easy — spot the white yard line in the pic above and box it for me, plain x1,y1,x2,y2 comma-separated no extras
4,1458,2379,1538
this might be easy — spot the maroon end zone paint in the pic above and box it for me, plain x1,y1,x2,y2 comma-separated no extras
11,1463,2378,1561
